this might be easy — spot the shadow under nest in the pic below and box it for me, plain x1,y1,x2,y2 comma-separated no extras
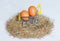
6,15,53,38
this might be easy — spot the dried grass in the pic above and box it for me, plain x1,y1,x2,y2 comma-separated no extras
6,15,53,38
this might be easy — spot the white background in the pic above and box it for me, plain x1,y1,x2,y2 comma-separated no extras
0,0,60,41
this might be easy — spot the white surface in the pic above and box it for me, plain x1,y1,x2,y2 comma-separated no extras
0,0,60,41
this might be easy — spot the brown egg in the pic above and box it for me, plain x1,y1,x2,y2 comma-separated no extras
20,10,29,21
28,6,37,17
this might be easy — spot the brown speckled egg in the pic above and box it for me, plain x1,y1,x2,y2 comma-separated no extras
28,6,37,17
20,10,29,21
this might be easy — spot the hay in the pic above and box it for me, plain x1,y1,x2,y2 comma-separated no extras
6,15,53,38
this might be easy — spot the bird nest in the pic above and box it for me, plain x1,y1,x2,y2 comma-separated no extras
6,15,53,38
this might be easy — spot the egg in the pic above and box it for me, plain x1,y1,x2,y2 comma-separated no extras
20,10,29,21
28,6,37,17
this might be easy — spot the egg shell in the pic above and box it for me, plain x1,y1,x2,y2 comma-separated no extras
28,6,37,17
20,10,29,21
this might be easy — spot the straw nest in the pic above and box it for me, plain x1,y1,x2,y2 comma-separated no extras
6,15,53,38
